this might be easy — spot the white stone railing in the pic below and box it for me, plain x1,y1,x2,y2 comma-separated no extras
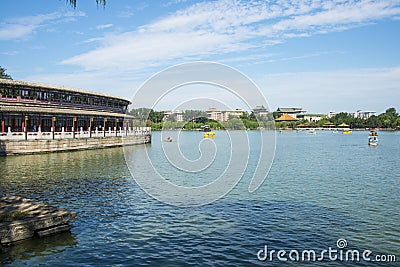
0,127,151,141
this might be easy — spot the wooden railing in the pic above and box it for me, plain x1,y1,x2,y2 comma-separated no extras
0,127,151,141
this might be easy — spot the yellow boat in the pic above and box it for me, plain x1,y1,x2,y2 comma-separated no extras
342,130,352,134
204,131,216,139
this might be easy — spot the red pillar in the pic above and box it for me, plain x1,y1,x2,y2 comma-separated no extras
1,114,4,133
22,120,25,132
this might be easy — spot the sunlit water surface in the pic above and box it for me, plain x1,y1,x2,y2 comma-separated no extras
0,130,399,266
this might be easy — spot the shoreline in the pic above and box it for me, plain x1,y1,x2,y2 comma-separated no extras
151,128,399,131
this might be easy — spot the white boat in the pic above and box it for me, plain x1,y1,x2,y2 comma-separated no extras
307,130,316,135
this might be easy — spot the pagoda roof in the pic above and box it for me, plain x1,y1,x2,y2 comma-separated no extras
275,113,298,122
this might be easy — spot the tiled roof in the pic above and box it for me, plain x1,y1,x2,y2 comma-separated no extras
0,79,130,103
275,113,298,121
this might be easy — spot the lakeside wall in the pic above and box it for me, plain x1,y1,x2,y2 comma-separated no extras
0,134,151,155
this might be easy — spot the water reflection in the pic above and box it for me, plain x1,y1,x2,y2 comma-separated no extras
0,232,77,265
0,146,137,204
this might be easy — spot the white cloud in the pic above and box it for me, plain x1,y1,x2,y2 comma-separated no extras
0,50,19,56
164,0,188,7
96,24,113,30
0,11,85,40
80,37,104,44
60,0,400,73
118,4,148,18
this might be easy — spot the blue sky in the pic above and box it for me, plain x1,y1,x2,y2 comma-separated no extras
1,0,399,113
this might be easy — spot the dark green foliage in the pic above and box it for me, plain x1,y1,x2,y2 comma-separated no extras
67,0,106,8
0,66,12,79
132,107,400,130
148,110,165,123
316,108,400,129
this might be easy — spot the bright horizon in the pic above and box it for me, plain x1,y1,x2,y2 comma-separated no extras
1,1,399,114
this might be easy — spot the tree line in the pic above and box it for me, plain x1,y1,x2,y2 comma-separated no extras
327,108,400,129
132,107,400,131
129,108,270,131
277,108,400,130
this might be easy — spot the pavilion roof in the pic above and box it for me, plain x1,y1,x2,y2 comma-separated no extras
275,113,298,122
0,79,130,103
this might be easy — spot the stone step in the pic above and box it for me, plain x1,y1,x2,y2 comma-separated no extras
0,196,77,245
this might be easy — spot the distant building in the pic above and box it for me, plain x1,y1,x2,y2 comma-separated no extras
163,110,184,122
163,110,173,117
351,110,376,119
297,114,325,123
252,105,269,118
175,110,183,122
276,107,306,119
327,111,336,118
207,108,245,122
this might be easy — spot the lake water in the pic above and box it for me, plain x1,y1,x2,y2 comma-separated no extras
0,130,399,266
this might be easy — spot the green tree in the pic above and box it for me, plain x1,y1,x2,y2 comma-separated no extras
385,107,398,118
208,120,223,130
0,66,12,79
182,110,207,122
148,110,164,123
239,112,249,121
366,115,378,128
249,112,257,121
395,117,400,128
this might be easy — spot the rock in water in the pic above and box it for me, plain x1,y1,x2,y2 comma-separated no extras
0,196,77,245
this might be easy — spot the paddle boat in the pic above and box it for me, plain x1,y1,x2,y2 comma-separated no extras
204,131,216,139
368,130,378,146
307,129,317,135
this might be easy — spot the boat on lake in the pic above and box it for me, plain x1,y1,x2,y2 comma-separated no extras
204,131,216,139
368,129,378,146
200,125,211,132
339,123,351,134
307,129,317,135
